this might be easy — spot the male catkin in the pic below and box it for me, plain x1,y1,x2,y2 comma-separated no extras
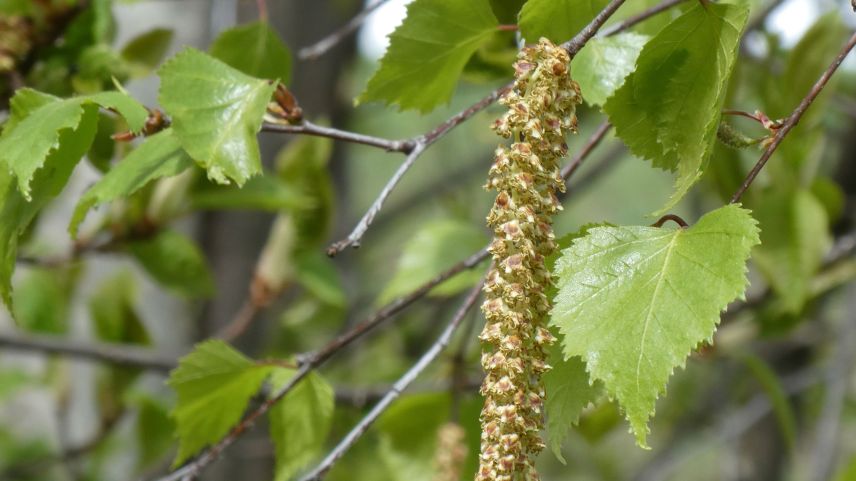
477,38,581,481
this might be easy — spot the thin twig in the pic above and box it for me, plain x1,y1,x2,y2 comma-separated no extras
600,0,688,37
215,299,262,341
730,31,856,203
562,0,629,56
298,281,485,481
326,88,506,256
261,119,414,153
298,0,391,61
560,121,612,179
0,332,177,372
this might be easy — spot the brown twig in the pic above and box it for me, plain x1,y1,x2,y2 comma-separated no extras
298,281,485,481
0,331,177,371
298,0,392,61
600,0,688,37
261,119,414,153
562,0,629,56
730,31,856,203
560,121,613,180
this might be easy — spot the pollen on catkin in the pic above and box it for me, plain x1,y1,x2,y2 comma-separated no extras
477,38,581,481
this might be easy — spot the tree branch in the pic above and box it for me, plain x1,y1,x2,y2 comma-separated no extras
298,0,392,61
562,0,629,56
298,281,484,481
730,31,856,203
0,331,177,372
600,0,688,37
261,119,414,153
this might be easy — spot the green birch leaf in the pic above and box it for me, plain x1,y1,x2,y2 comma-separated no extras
357,0,498,113
550,204,759,446
603,3,748,214
378,219,488,305
519,0,609,44
293,249,347,308
13,268,70,334
752,189,830,314
269,369,335,481
0,104,99,310
89,271,149,345
210,20,292,83
0,89,147,199
132,394,175,468
168,340,275,465
572,32,648,107
544,344,602,463
190,174,306,212
70,128,194,236
158,48,275,185
127,230,214,298
488,0,526,23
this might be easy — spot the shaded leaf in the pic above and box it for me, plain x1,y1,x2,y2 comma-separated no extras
550,205,759,445
13,268,70,334
190,174,306,212
357,0,498,113
293,249,346,308
70,128,194,236
128,230,214,298
603,3,748,214
752,188,830,314
158,48,275,185
379,219,487,305
121,28,174,73
210,21,292,83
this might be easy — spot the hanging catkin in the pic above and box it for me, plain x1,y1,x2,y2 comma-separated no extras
477,38,581,481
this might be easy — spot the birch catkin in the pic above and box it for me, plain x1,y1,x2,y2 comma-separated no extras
477,38,581,481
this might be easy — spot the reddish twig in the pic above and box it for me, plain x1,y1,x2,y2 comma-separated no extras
651,214,689,228
730,31,856,203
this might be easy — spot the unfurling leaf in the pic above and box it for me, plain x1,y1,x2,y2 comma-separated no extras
550,204,760,446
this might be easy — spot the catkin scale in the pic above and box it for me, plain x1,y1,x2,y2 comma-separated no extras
477,38,581,481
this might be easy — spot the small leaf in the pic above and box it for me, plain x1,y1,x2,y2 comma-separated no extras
121,28,174,73
89,271,149,345
752,188,830,314
378,219,488,305
544,344,602,463
158,48,275,185
127,230,214,298
131,394,175,468
572,32,647,107
13,268,70,334
210,21,292,83
550,204,760,446
293,249,347,308
519,0,609,44
604,3,749,214
190,174,306,212
357,0,498,113
70,128,194,236
269,369,335,481
168,340,274,465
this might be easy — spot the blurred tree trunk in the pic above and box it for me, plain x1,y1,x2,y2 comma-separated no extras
200,1,359,479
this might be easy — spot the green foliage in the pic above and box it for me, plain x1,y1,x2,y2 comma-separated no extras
168,340,276,465
275,135,334,247
551,205,759,445
158,48,275,185
379,219,487,305
70,128,194,236
358,0,498,113
120,28,174,74
269,370,335,481
604,3,748,214
13,267,71,334
190,174,306,213
132,394,176,469
89,271,149,345
210,21,292,83
293,249,347,308
752,188,831,314
127,230,214,298
519,0,609,44
572,32,647,107
543,343,602,463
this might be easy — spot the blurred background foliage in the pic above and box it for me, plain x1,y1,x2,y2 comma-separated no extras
1,0,856,480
